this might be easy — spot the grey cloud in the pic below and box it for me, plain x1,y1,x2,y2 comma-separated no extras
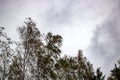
41,0,81,27
0,0,115,30
88,1,120,75
41,0,110,28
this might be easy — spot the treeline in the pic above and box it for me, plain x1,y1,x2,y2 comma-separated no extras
0,18,120,80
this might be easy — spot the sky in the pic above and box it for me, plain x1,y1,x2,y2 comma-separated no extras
0,0,120,76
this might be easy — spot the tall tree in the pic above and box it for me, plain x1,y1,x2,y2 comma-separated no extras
77,50,96,80
0,27,13,80
17,18,63,80
18,18,43,80
42,32,62,80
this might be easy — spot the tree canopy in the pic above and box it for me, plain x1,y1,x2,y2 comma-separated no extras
0,18,119,80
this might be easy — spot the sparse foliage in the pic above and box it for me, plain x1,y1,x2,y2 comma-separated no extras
0,27,13,80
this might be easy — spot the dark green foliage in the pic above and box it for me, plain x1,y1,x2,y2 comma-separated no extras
108,62,120,80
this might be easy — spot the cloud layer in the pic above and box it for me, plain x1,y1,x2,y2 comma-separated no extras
88,1,120,75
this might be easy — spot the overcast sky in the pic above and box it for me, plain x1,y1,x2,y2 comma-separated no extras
0,0,120,76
